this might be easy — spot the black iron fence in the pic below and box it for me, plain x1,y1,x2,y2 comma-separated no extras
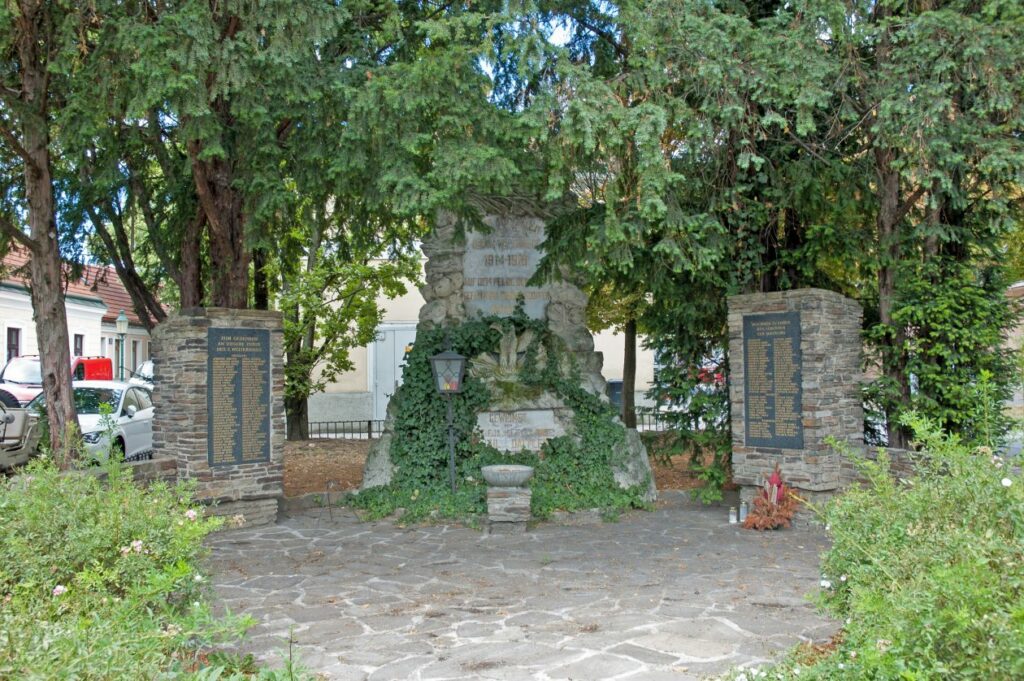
634,411,674,433
306,420,385,440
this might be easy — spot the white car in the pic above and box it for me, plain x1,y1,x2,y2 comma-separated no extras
27,380,155,462
128,359,154,389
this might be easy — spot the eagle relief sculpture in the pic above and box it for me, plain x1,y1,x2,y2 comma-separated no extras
470,322,548,406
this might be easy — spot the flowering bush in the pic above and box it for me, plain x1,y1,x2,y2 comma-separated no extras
722,413,1024,680
0,458,284,678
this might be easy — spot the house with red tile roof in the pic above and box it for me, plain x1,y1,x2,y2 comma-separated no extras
0,248,151,378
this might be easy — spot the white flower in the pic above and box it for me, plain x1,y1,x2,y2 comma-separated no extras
850,651,857,659
736,674,747,681
1002,478,1012,488
185,509,199,521
194,574,204,583
52,585,67,596
131,539,144,553
837,663,845,670
840,575,847,582
820,579,832,589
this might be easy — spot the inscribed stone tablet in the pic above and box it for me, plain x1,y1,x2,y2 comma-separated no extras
477,409,566,453
207,328,271,466
463,220,549,319
742,312,804,449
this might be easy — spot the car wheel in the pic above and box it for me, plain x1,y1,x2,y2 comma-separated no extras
0,389,20,409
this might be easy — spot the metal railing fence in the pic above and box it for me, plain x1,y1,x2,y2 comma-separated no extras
305,420,385,440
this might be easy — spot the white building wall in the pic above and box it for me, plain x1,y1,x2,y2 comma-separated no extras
66,299,106,356
0,286,106,360
0,286,38,360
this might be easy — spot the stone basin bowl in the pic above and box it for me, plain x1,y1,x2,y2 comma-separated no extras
481,464,534,487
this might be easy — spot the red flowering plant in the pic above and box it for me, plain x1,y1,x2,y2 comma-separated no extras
743,464,800,530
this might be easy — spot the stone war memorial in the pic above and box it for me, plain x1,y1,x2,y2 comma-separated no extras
361,208,657,522
727,289,864,509
151,308,286,526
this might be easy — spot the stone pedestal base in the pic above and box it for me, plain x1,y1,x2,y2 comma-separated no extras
487,486,531,525
206,498,280,528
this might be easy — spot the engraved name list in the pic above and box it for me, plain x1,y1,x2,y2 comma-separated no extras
742,312,804,449
207,328,271,466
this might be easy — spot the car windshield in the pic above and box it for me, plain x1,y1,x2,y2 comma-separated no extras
28,387,122,415
1,357,41,385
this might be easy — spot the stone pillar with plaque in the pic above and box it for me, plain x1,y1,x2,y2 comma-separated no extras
728,289,863,508
151,309,285,526
362,208,657,503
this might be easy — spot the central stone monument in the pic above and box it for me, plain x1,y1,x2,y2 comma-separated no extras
362,208,656,503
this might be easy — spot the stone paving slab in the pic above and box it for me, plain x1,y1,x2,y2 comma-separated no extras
207,492,836,680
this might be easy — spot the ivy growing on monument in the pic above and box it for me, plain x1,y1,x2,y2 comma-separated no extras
352,306,653,522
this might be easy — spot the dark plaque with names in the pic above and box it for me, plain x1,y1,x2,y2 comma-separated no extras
207,328,271,466
743,312,804,449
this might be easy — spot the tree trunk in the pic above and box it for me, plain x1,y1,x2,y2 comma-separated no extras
16,4,80,465
874,146,910,449
623,318,637,429
88,209,166,331
178,209,205,308
188,142,249,309
285,393,309,440
871,12,910,450
253,247,269,310
283,212,323,438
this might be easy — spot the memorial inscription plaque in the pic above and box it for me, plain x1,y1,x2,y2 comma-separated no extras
743,312,804,449
207,328,271,466
477,409,566,453
463,221,549,319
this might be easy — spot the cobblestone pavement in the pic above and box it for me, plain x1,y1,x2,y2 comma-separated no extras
207,492,837,680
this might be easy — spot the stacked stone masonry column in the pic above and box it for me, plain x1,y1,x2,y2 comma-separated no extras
728,289,863,506
151,308,285,526
487,486,532,534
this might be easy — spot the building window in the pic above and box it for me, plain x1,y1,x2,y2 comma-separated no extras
73,334,84,357
6,328,20,362
131,340,139,372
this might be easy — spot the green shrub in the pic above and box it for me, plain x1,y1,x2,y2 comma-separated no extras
0,458,262,679
723,414,1024,680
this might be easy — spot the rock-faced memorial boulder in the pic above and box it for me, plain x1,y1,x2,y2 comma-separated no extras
361,209,657,508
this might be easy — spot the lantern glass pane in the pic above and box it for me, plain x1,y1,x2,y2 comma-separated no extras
437,358,461,392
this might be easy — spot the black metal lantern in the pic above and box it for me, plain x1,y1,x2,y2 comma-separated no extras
430,348,466,493
430,349,467,394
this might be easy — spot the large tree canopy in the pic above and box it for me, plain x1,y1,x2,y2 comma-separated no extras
2,0,1020,463
531,0,1022,459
